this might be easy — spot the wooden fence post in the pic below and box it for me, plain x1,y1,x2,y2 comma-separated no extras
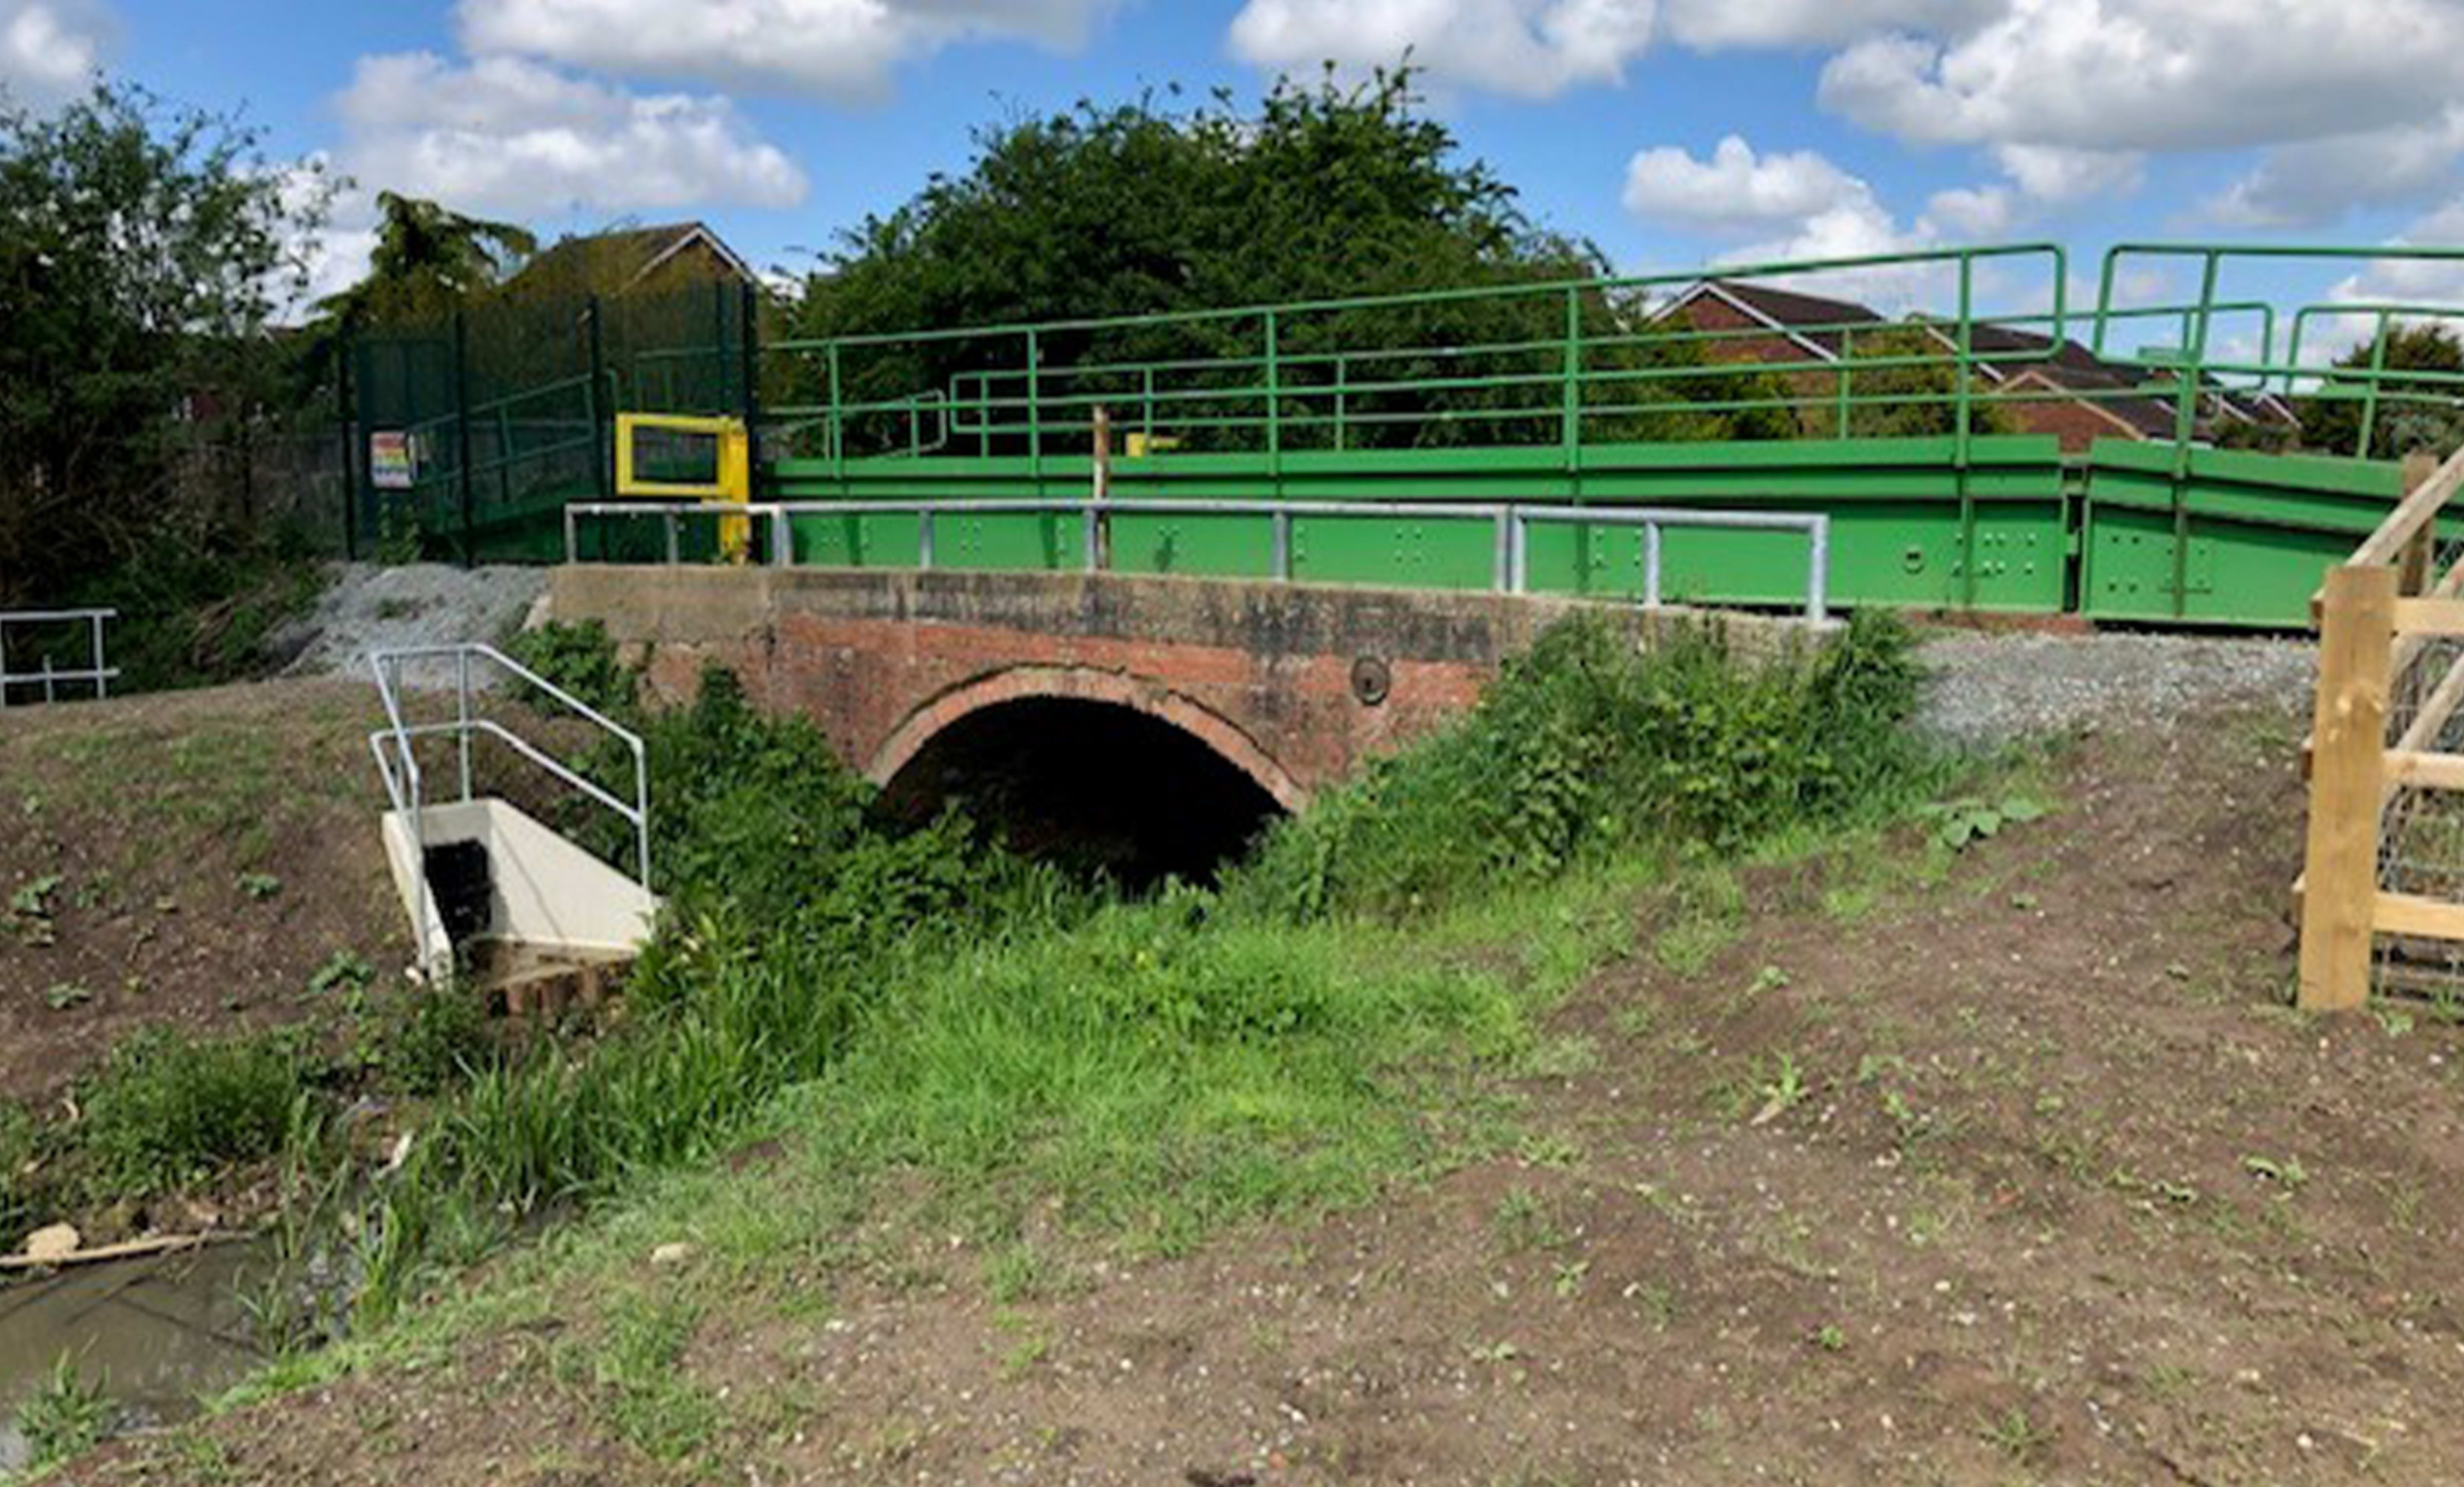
2399,451,2438,595
1091,405,1112,572
2300,562,2398,1010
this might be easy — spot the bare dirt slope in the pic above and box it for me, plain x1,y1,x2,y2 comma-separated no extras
73,697,2464,1486
0,681,410,1106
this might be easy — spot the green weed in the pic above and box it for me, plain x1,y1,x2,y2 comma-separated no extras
560,1294,720,1464
1221,612,1924,923
502,619,638,718
15,1354,114,1472
76,1030,306,1197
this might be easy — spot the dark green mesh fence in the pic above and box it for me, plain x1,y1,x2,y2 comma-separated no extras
348,282,752,564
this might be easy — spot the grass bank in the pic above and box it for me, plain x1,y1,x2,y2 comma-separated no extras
9,610,1939,1473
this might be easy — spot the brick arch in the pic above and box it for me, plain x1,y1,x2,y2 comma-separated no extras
866,665,1309,813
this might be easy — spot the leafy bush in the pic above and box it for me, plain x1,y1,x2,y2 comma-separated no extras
77,1029,306,1197
1222,612,1923,922
380,981,498,1097
503,619,637,719
58,529,325,692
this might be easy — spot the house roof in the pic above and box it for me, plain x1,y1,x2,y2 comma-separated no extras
1665,279,2302,439
1700,280,1888,357
1999,364,2182,439
509,222,755,295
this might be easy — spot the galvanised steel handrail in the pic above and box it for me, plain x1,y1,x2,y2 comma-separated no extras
0,609,117,709
368,642,651,973
563,498,1834,624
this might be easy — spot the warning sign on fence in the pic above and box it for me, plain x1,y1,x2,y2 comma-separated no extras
370,431,415,490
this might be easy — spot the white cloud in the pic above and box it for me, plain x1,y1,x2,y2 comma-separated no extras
1818,0,2464,157
1924,183,2013,238
1658,0,1992,50
2331,201,2464,307
1621,135,1870,233
1621,133,1965,304
459,0,1119,101
1227,0,1656,100
335,52,807,218
0,0,109,106
2206,113,2464,230
1991,143,2140,203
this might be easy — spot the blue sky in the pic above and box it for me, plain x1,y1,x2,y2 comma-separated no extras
11,0,2464,349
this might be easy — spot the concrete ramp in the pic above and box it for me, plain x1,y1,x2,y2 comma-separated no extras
381,798,657,980
368,642,659,984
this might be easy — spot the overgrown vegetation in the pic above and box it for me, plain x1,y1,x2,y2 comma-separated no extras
1222,613,1923,921
76,1029,306,1199
6,615,1931,1393
0,83,330,615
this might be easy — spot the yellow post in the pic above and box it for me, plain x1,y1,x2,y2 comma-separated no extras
2299,562,2396,1011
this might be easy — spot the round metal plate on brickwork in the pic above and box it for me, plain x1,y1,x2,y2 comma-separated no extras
1350,655,1392,707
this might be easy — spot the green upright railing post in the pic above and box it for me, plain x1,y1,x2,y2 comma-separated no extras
2359,312,2391,459
1560,286,1581,467
826,342,844,482
1835,328,1853,440
1955,259,1976,609
453,308,475,568
1265,310,1281,483
2170,252,2222,619
1333,353,1347,452
337,337,359,562
586,295,610,502
1027,328,1043,495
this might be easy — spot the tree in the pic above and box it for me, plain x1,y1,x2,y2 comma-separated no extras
0,83,326,604
313,191,537,329
792,68,1778,454
2299,322,2464,460
1823,325,2011,439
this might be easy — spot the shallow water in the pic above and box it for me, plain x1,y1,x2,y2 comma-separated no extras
0,1242,264,1472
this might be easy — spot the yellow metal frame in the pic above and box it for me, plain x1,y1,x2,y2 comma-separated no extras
615,412,752,559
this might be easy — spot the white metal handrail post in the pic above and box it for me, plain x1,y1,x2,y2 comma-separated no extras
456,649,474,801
368,650,435,971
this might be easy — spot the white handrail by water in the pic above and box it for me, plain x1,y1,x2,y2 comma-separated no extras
368,643,650,971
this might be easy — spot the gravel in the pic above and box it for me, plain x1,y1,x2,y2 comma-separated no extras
273,563,550,684
1916,629,2316,748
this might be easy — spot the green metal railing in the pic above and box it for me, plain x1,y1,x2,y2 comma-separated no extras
764,242,2464,473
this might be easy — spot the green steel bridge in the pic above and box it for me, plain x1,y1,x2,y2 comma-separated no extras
348,241,2464,629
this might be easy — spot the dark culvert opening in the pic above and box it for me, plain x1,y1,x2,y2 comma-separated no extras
874,698,1287,889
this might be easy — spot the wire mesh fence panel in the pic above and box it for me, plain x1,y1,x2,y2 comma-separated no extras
348,282,751,564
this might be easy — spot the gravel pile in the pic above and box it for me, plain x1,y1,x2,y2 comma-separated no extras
1916,629,2316,747
274,563,550,684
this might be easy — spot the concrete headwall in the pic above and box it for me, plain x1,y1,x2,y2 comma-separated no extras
547,565,1824,805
